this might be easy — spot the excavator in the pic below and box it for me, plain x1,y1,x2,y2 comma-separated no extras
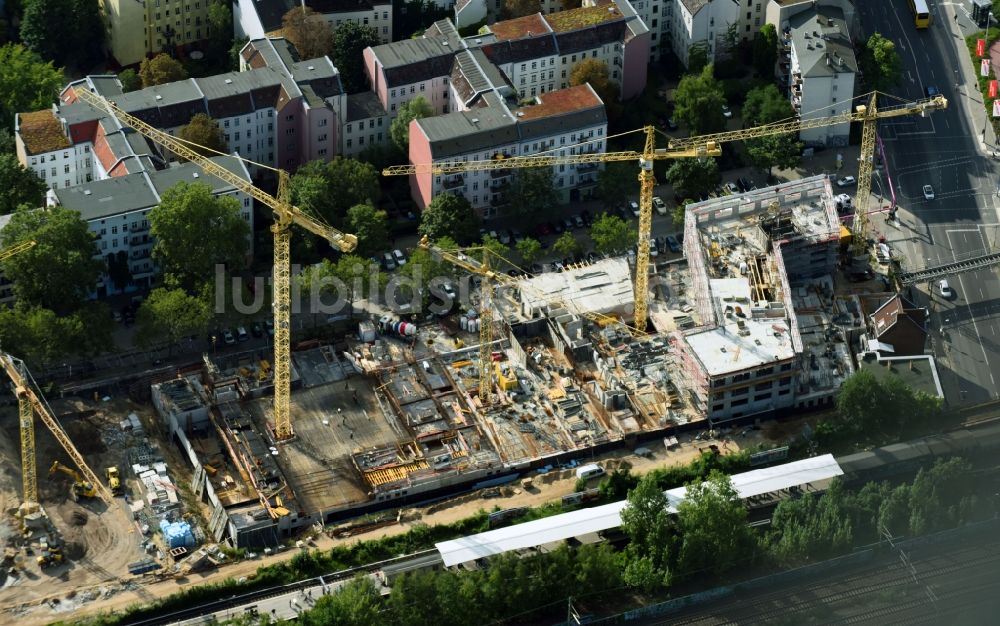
48,461,98,500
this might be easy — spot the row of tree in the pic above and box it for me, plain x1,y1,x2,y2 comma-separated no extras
271,453,993,626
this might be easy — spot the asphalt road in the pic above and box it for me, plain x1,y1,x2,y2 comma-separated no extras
856,2,1000,404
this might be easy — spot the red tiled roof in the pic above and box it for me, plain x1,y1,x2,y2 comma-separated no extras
514,85,602,121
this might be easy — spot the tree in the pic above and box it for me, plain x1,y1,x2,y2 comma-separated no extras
331,22,380,94
590,213,633,254
666,157,719,201
135,287,212,350
300,577,382,626
859,33,902,93
419,193,480,243
768,480,853,565
752,24,778,77
0,44,63,129
177,113,228,159
0,206,102,315
501,0,540,19
687,42,709,73
0,304,111,365
595,162,633,209
569,58,618,104
830,369,942,447
0,130,14,155
282,7,333,60
118,69,141,92
515,237,542,263
741,84,801,176
69,0,106,69
672,200,693,228
139,53,188,87
620,472,672,592
674,64,727,135
503,167,558,223
149,182,251,289
550,231,578,258
207,0,233,47
390,96,434,152
0,154,46,215
19,0,72,66
290,158,379,225
675,471,755,578
346,203,389,258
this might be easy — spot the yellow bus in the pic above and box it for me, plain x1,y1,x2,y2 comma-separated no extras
909,0,930,28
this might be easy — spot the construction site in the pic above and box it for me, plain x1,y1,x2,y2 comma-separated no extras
0,175,943,618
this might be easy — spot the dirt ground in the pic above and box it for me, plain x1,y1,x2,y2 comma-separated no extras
6,426,781,626
0,397,162,622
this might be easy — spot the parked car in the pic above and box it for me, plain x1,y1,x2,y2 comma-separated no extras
236,326,249,342
665,235,681,253
264,320,274,337
837,176,857,187
498,230,511,245
222,328,236,345
580,210,592,226
392,249,407,266
629,200,641,218
560,217,573,232
722,104,732,118
923,184,935,200
652,196,667,215
251,321,264,338
925,85,940,97
511,229,524,243
725,182,739,194
553,220,565,234
573,214,585,229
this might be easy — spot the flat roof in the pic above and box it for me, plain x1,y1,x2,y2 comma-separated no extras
514,84,602,121
18,110,70,155
858,354,943,399
684,319,795,376
545,0,625,33
489,13,551,41
436,454,843,566
519,258,632,316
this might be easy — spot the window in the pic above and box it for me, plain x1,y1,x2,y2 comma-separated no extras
224,120,230,128
318,148,327,156
112,226,118,234
347,139,352,148
318,134,327,142
51,167,56,176
731,386,748,397
755,381,773,391
779,377,792,386
64,165,70,173
319,118,327,127
757,367,774,376
753,393,771,402
234,131,240,140
731,398,749,407
711,403,725,412
778,389,791,396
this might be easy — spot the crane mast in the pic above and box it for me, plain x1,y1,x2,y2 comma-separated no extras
72,88,358,441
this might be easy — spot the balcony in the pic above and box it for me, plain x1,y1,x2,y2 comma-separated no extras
442,175,464,190
490,168,511,179
576,162,599,173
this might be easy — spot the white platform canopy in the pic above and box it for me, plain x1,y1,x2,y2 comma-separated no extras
435,454,843,567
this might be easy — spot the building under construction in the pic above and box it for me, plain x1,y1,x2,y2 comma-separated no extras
672,174,855,423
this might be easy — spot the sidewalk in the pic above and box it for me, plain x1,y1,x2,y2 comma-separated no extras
954,5,998,153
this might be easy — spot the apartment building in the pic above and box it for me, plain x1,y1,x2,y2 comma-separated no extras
784,5,856,147
104,0,216,66
734,0,766,41
235,0,393,43
408,84,608,217
666,0,738,68
46,156,253,297
341,92,390,156
363,21,463,118
674,174,853,422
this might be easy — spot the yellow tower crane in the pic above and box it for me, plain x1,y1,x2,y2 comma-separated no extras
72,88,358,441
668,92,947,256
1,353,113,516
385,128,720,333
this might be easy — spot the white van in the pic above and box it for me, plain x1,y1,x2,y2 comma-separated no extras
575,464,605,481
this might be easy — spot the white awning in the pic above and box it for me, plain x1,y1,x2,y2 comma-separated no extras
436,454,843,566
